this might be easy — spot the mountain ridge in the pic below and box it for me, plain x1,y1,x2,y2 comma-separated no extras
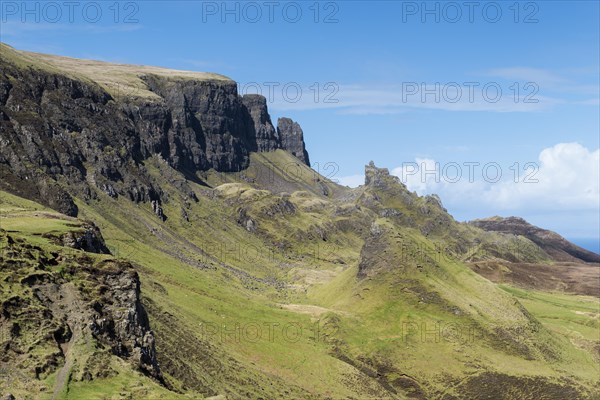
1,45,599,399
470,216,600,263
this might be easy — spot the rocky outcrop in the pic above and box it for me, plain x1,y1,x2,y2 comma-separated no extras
0,46,310,216
277,117,310,166
364,161,409,193
241,94,280,152
88,261,161,379
40,222,110,253
362,161,417,211
238,99,312,166
357,222,389,278
0,230,162,384
470,217,600,263
365,161,395,188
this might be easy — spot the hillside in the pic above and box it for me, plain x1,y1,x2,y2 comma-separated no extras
470,216,600,264
1,45,599,399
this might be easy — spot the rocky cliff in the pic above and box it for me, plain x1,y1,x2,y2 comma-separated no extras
0,229,162,393
0,43,310,217
277,117,310,166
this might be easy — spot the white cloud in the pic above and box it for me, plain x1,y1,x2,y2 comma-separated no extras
487,67,567,85
576,98,600,106
484,142,600,210
269,83,561,114
335,143,598,238
392,158,439,193
266,66,597,114
486,67,599,96
389,143,600,213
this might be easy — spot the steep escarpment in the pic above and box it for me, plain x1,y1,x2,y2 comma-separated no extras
0,43,309,218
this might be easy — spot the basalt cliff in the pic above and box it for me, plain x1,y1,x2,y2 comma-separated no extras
0,43,309,218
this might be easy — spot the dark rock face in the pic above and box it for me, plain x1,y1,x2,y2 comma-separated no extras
0,56,310,216
139,75,257,172
236,207,257,232
44,222,111,254
151,200,165,221
470,217,600,263
277,117,310,166
89,262,161,380
241,94,280,152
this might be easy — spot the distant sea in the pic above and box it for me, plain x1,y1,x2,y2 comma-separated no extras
568,238,600,255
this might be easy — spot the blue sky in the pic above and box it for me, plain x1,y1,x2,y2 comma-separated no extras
1,1,599,248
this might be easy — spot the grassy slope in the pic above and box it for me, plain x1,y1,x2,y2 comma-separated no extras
71,152,377,399
2,149,599,399
1,42,232,101
309,250,599,396
0,192,178,400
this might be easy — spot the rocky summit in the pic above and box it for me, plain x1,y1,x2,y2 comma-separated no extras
0,44,599,400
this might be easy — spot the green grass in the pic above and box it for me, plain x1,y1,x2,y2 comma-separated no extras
0,215,80,235
2,42,232,102
501,285,600,342
1,151,598,398
64,357,182,400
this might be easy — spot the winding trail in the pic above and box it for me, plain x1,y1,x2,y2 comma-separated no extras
51,283,84,400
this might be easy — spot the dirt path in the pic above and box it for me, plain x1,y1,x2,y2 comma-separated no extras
278,303,351,317
52,337,75,400
51,283,85,400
